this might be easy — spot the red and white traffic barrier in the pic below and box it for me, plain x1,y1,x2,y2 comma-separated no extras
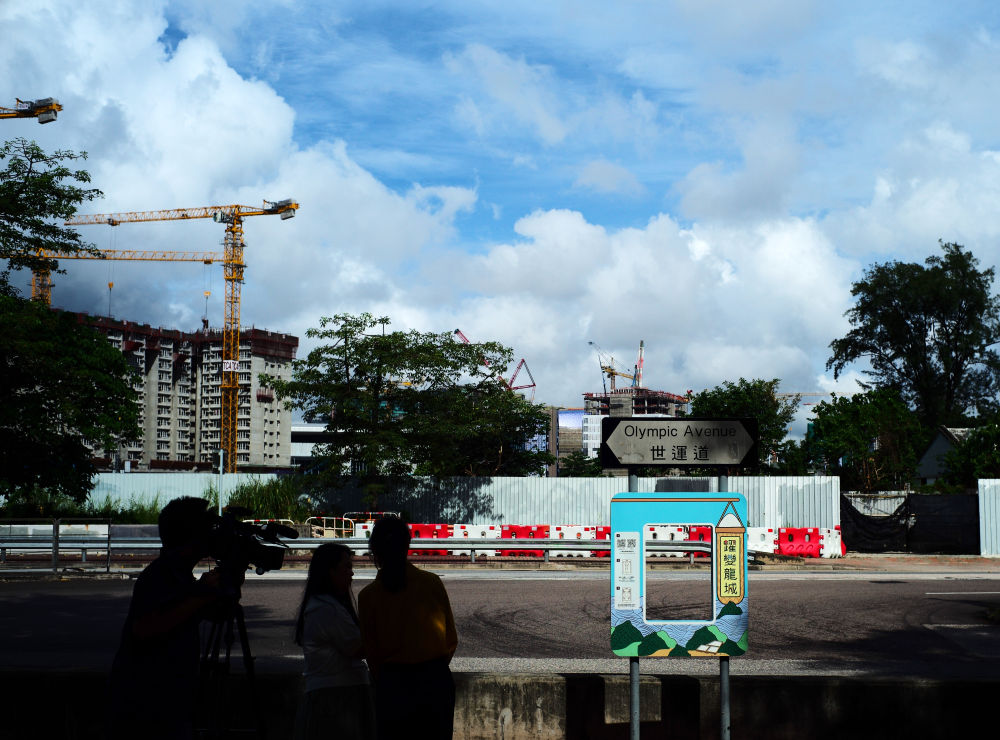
450,524,500,556
646,525,687,557
551,525,595,557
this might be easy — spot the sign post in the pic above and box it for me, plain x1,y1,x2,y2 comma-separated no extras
604,417,756,740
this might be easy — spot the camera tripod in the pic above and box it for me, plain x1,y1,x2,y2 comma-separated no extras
197,599,265,739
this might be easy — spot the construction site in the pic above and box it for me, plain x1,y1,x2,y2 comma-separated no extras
8,96,697,478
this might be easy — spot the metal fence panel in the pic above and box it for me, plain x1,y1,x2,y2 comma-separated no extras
731,476,840,529
980,480,1000,556
86,473,839,528
90,473,277,509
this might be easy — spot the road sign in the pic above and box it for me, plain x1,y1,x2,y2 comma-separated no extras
600,417,758,469
610,490,749,658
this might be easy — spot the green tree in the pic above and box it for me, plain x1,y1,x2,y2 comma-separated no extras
0,138,102,295
0,297,140,504
558,450,604,477
769,439,811,476
942,423,1000,490
688,378,798,469
827,242,1000,427
265,313,553,486
807,389,925,493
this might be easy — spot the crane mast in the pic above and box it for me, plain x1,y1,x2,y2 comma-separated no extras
588,341,642,391
58,199,298,472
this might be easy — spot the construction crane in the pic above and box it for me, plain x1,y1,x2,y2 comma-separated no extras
453,329,537,400
1,98,62,123
31,249,222,304
588,340,643,392
50,199,299,473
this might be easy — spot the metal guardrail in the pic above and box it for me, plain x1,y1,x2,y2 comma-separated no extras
0,518,112,572
0,534,715,568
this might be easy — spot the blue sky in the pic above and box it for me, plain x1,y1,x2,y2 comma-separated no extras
5,1,1000,435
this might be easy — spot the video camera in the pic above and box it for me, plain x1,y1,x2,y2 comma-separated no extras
209,511,298,577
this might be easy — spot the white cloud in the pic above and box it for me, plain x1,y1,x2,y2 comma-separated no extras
8,0,1000,425
445,43,568,145
675,119,801,221
574,159,643,195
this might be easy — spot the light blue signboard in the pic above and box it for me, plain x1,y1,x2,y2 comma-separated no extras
610,491,749,657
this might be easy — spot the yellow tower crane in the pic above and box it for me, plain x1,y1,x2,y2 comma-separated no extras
41,199,299,472
1,98,62,123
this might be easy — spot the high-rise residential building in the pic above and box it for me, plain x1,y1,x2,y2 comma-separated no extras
70,313,297,471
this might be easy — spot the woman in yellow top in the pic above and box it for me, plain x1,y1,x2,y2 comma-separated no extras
359,516,458,740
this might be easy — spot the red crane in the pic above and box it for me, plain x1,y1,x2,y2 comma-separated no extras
453,329,536,401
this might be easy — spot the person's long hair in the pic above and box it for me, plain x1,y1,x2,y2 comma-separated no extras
294,542,357,646
368,516,411,593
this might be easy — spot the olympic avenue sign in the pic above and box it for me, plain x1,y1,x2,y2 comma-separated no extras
599,417,758,469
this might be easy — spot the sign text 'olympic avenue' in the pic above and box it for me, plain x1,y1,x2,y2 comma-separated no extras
600,417,758,469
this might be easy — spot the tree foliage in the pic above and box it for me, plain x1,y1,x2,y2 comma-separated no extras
827,242,1000,427
806,389,925,493
265,313,554,484
943,423,1000,490
0,296,140,503
558,450,604,477
688,378,798,469
0,138,102,294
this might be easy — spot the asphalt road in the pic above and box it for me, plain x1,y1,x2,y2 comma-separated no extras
2,567,999,679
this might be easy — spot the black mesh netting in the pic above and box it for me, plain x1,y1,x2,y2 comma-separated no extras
840,493,980,554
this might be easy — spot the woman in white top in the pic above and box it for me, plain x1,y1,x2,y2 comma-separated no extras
293,543,375,740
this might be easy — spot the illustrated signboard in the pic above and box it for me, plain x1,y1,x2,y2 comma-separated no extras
610,491,749,657
600,417,758,470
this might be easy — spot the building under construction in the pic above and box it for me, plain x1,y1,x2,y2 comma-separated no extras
70,313,297,471
582,387,688,417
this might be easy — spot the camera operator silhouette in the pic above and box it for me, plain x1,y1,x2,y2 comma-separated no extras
293,542,375,740
359,516,458,740
108,497,230,740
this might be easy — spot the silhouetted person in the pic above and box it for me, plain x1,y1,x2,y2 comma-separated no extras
359,516,458,740
108,497,222,740
293,542,375,740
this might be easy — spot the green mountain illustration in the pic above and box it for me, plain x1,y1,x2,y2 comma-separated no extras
685,624,745,655
610,621,642,651
637,632,668,655
717,601,743,617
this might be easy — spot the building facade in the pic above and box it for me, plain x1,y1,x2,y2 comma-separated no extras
72,313,297,471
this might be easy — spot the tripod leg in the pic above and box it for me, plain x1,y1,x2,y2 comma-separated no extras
234,606,265,740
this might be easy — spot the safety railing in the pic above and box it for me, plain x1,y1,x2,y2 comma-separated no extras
0,533,715,569
0,518,113,572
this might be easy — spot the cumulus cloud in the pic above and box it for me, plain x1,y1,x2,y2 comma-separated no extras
7,0,1000,425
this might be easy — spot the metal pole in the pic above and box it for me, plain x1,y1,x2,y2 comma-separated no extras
51,517,60,572
628,469,639,740
720,656,730,740
718,472,730,740
630,655,640,739
217,450,224,516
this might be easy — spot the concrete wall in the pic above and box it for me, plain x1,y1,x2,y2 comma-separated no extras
6,670,994,739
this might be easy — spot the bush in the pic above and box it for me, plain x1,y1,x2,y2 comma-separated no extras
225,476,313,521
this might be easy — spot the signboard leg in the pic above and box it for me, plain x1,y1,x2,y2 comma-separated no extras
628,471,640,740
630,656,640,740
720,656,730,740
718,473,730,740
